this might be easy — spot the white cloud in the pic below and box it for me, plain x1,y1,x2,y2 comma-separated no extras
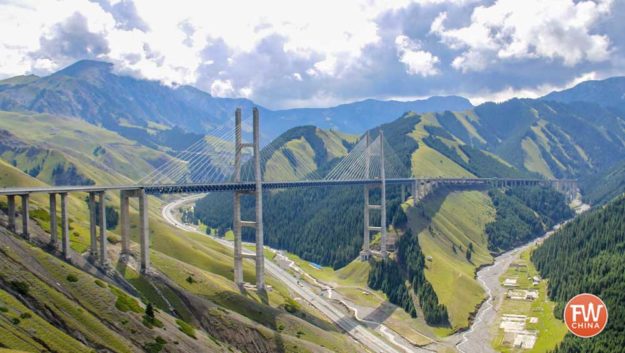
395,35,440,76
466,71,598,104
0,0,422,83
210,79,235,97
432,0,614,72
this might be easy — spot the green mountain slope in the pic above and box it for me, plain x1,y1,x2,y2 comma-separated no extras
437,99,625,183
532,194,625,352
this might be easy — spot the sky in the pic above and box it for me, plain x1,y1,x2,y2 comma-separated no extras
0,0,623,109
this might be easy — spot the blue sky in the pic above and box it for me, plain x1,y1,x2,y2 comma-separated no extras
0,0,623,109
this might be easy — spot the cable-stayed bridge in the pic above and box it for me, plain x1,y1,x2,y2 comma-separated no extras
0,108,577,291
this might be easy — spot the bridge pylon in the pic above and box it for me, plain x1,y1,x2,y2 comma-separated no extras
233,107,265,291
360,131,388,261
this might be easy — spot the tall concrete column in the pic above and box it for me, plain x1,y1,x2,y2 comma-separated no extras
98,192,108,268
7,195,15,232
361,132,371,260
49,193,58,247
253,107,265,290
233,193,243,285
379,131,387,258
139,188,149,273
233,108,244,286
412,180,417,207
88,192,97,258
21,194,29,240
60,193,69,259
120,191,130,255
401,184,406,202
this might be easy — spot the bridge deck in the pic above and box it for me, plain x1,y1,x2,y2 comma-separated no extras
0,178,574,196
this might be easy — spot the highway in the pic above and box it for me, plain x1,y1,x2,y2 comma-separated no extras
162,195,405,353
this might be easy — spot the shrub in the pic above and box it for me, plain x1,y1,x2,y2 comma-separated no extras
185,276,195,284
66,274,79,282
94,279,106,288
284,298,300,314
9,280,29,296
110,287,142,313
19,312,32,319
176,319,197,339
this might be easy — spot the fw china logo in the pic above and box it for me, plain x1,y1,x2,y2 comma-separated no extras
564,293,608,338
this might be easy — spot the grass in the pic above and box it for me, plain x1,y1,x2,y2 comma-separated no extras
521,137,555,178
0,289,92,353
176,319,197,339
492,248,568,353
406,190,495,333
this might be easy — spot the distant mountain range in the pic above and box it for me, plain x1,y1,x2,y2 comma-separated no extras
0,60,473,139
541,76,625,112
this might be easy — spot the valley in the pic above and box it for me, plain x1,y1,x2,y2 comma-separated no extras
1,59,625,353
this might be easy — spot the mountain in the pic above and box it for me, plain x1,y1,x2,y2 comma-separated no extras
0,60,472,140
532,194,625,353
433,99,625,195
0,60,256,134
272,95,472,134
541,76,625,112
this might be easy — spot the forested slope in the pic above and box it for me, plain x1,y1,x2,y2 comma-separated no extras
532,195,625,352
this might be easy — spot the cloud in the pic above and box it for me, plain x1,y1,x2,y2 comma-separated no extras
35,12,110,64
431,0,614,72
465,71,599,104
0,0,623,110
395,35,440,76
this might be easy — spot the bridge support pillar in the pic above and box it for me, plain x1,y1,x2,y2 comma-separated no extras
98,191,108,268
139,188,149,273
412,180,417,207
49,193,58,248
380,131,387,258
232,107,265,290
88,192,98,259
21,194,29,240
7,195,15,232
401,184,406,202
361,133,371,260
360,131,387,260
60,193,69,259
120,191,130,256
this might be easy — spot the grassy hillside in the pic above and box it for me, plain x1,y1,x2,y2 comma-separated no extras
438,99,625,181
0,227,231,353
0,111,170,184
406,189,495,332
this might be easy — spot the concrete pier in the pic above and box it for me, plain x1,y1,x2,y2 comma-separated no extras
232,107,265,290
361,131,388,260
21,194,29,240
60,193,69,259
98,192,108,268
139,188,149,273
89,192,97,258
379,131,387,258
49,193,57,247
253,108,265,290
7,195,15,232
120,190,130,255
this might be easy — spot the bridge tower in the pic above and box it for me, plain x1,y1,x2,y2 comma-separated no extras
360,131,388,260
233,107,265,290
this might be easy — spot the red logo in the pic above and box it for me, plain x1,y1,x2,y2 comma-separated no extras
564,293,608,338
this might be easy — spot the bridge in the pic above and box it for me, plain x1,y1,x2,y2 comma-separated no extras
0,108,578,291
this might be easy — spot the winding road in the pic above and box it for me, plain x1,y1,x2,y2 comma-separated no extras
162,195,413,353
